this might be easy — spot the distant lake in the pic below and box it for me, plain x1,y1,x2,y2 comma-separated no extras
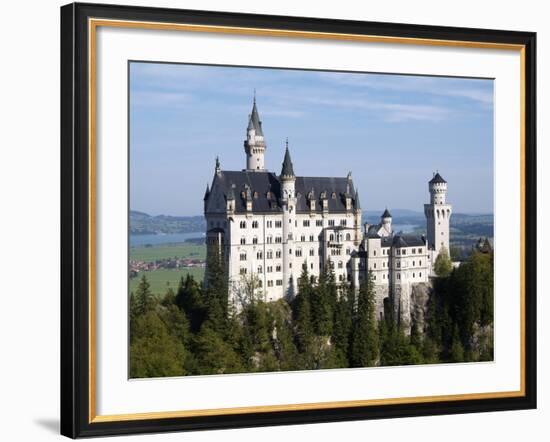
130,232,205,247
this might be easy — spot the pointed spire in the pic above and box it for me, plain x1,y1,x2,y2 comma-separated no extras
354,189,361,210
429,171,446,184
203,183,210,200
247,93,263,136
215,156,221,174
382,208,392,219
280,139,295,178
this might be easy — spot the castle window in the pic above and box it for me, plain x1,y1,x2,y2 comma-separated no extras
383,274,385,279
258,266,263,274
309,235,314,241
419,272,422,277
240,252,247,261
276,250,281,259
373,250,377,256
338,261,343,269
276,280,283,286
276,265,282,272
311,263,314,270
275,220,282,228
341,219,347,226
240,268,247,275
413,260,416,266
397,273,401,280
397,261,400,268
267,266,273,273
240,221,247,229
413,272,416,278
412,248,416,254
296,249,302,257
316,220,322,227
257,251,263,259
346,233,351,241
301,235,305,242
310,248,315,257
252,236,258,245
240,237,246,245
401,248,406,255
267,220,272,228
252,221,259,228
302,262,307,270
373,275,377,280
328,219,335,226
267,236,273,244
303,220,310,227
258,280,262,287
339,274,344,281
275,237,282,244
289,249,292,255
267,280,273,287
346,248,350,255
267,250,273,259
419,260,422,266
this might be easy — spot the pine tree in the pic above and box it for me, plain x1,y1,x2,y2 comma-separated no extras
332,283,354,367
293,268,314,367
133,275,154,316
311,265,334,336
204,248,228,334
350,271,379,367
434,246,453,277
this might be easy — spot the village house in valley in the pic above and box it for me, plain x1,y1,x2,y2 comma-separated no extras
203,98,452,325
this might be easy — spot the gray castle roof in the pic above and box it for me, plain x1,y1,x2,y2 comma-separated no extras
205,170,360,214
381,208,392,218
429,172,447,184
280,144,295,177
380,234,426,248
247,99,264,136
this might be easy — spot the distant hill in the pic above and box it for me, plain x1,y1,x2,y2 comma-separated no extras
130,210,205,235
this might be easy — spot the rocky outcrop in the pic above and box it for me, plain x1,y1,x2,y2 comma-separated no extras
410,282,432,333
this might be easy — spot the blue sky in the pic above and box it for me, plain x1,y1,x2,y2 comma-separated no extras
130,62,494,216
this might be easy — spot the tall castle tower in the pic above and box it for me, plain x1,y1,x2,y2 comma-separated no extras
244,96,266,171
280,141,296,297
424,172,452,258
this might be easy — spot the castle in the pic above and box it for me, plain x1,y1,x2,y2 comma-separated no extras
203,98,452,324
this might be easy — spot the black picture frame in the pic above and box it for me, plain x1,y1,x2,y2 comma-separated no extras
60,2,537,438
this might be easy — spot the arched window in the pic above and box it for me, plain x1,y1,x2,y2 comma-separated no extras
267,235,273,244
309,248,315,256
240,220,247,228
240,252,247,261
276,250,282,259
267,250,273,259
346,233,351,241
240,237,246,245
329,233,334,241
258,265,263,274
252,236,258,244
252,220,259,228
257,251,263,259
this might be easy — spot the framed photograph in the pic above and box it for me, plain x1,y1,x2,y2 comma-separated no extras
60,2,537,438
